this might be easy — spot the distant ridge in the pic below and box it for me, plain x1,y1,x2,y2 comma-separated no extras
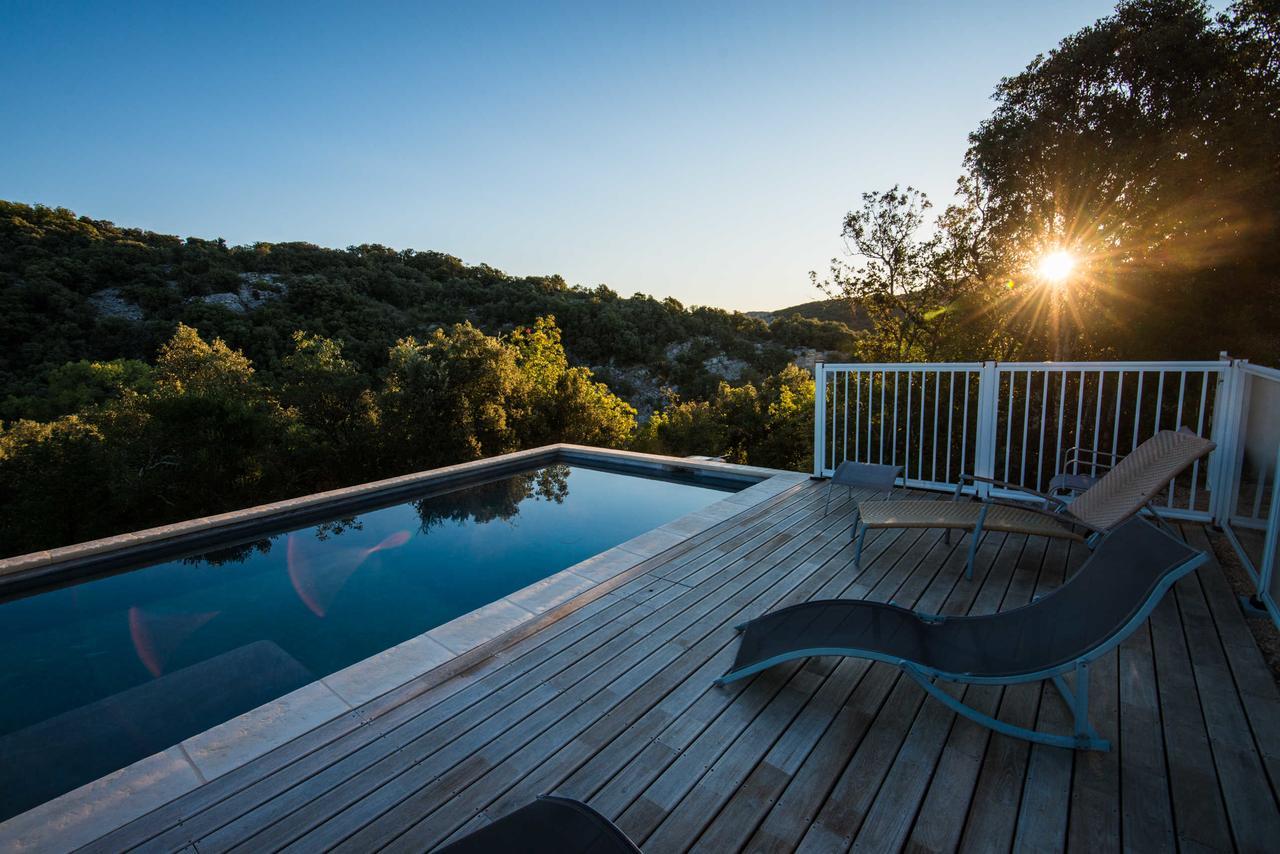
747,298,868,328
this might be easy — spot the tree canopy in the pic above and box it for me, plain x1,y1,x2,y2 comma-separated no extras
819,0,1280,363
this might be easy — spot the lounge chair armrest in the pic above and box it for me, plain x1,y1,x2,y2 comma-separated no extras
1062,445,1124,463
955,474,1068,509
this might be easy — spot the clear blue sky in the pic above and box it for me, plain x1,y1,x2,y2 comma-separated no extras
1,1,1117,311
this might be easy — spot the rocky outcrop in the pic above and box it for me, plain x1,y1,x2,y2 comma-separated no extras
590,364,670,422
702,354,750,382
790,348,825,372
87,288,145,321
193,273,287,314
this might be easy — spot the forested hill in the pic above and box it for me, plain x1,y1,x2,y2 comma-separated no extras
747,298,869,328
0,201,854,419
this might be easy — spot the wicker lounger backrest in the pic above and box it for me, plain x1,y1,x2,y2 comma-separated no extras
1065,429,1215,532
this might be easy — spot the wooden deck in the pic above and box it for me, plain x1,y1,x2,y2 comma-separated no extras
83,482,1280,853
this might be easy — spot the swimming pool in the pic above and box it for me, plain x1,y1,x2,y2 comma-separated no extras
0,462,741,820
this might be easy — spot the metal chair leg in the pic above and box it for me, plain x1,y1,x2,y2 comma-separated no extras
853,524,869,568
964,503,991,580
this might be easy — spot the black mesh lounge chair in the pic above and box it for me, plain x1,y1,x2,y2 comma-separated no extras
437,795,642,853
719,518,1205,751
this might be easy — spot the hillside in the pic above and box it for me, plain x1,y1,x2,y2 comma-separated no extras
747,298,869,328
0,202,857,419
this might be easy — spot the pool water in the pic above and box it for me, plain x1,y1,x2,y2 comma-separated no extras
0,463,738,820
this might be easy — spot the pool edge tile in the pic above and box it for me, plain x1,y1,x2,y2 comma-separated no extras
568,547,646,583
322,633,456,708
0,746,200,854
180,681,352,782
616,526,689,558
427,598,538,655
503,569,597,616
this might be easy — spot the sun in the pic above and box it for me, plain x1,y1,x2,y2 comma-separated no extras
1036,249,1076,285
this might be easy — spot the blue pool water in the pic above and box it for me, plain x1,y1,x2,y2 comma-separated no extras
0,463,739,820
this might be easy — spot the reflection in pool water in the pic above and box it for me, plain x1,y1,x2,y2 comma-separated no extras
286,529,413,618
127,606,221,678
0,463,738,819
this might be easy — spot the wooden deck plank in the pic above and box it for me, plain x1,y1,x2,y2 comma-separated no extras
1009,535,1078,854
807,534,1039,851
695,532,962,853
558,527,903,821
1117,620,1176,852
415,500,874,848
1148,583,1236,851
952,537,1053,853
1065,625,1121,853
1184,525,1280,794
419,496,903,849
1172,532,1280,852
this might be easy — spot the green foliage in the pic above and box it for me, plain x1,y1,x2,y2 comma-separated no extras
635,365,814,471
3,358,153,420
379,324,528,467
0,416,118,549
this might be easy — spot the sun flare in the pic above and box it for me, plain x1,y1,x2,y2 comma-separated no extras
1036,249,1076,284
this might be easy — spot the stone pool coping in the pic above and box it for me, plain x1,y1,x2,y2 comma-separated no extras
0,445,808,852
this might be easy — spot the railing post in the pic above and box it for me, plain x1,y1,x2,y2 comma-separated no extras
1210,354,1248,527
813,361,827,477
971,361,1000,498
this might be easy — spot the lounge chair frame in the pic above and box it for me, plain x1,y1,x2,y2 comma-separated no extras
721,524,1207,751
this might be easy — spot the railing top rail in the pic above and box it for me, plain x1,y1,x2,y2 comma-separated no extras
820,359,1230,372
819,362,982,371
995,359,1229,371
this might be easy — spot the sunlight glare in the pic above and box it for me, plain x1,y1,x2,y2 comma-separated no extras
1036,249,1076,285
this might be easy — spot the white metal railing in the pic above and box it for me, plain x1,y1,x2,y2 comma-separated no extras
813,354,1280,627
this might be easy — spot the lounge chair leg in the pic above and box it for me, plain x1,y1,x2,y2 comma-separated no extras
1052,660,1107,749
824,482,833,515
963,503,991,580
853,524,868,568
903,665,1110,751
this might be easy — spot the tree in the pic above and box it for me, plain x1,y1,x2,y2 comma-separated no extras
510,316,638,448
378,323,525,469
0,416,118,549
818,1,1280,364
813,186,1001,362
966,0,1280,360
3,358,152,420
278,331,380,488
128,325,294,520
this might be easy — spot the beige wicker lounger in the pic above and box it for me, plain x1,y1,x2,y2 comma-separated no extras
851,428,1215,578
